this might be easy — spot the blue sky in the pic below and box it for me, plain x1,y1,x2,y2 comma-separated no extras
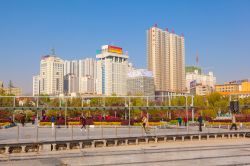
0,0,250,94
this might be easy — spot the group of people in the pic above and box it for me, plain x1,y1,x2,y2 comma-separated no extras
18,112,239,134
141,113,237,134
49,114,87,133
177,116,188,127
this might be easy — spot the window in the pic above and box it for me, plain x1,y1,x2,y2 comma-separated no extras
56,78,59,91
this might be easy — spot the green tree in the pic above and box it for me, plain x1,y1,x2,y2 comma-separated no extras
194,95,206,109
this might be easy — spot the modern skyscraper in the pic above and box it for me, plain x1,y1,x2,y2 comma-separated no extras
32,75,40,96
96,45,128,96
39,55,64,95
147,25,185,94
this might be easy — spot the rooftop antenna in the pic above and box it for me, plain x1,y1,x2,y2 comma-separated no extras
51,47,56,55
196,50,199,67
125,51,128,55
171,28,175,33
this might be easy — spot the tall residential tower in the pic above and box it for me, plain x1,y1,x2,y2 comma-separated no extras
147,25,185,94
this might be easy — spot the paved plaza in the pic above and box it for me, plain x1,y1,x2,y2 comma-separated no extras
1,138,250,165
0,123,245,144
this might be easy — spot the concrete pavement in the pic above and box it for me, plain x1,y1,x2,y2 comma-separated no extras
1,138,250,165
0,123,244,144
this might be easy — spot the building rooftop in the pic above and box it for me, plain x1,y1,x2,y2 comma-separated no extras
128,69,153,78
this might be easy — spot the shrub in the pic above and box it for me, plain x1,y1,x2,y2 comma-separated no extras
39,122,52,126
93,122,121,125
68,122,81,125
168,120,178,125
121,120,135,125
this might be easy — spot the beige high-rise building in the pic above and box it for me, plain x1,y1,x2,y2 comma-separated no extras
39,55,64,95
147,25,185,94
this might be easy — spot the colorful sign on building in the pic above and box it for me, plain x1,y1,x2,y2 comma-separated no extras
108,45,123,54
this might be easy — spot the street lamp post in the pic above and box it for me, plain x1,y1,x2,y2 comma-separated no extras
128,97,131,127
185,95,188,131
191,95,194,123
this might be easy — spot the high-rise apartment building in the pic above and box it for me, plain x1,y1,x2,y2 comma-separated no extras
32,75,40,96
147,25,185,94
96,45,128,96
64,74,79,95
127,69,155,96
39,55,64,95
79,58,97,79
78,58,97,94
79,76,95,94
64,60,79,76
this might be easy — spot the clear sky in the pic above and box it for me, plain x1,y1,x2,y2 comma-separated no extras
0,0,250,94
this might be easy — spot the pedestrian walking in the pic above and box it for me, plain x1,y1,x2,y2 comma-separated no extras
198,114,203,132
51,115,56,129
230,113,237,130
80,114,87,132
183,116,187,126
142,115,149,134
177,116,182,126
21,113,25,127
31,115,35,125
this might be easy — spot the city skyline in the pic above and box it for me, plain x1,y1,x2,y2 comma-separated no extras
0,0,250,94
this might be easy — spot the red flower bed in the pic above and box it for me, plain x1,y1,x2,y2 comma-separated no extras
56,119,65,125
0,119,11,123
121,120,135,125
67,117,80,122
211,119,232,123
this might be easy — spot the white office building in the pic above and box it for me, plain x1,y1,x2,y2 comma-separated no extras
96,45,128,96
127,69,155,96
39,55,64,95
186,69,216,95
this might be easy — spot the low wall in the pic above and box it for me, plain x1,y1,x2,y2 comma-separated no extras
0,131,249,154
